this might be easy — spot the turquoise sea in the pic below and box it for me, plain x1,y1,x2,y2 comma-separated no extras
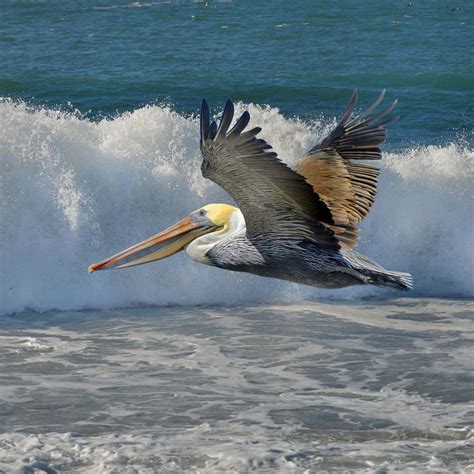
1,1,473,472
1,0,473,145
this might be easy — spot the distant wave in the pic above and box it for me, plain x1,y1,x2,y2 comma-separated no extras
1,100,472,315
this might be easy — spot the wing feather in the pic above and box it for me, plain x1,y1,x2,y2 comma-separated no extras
295,91,398,248
200,99,343,247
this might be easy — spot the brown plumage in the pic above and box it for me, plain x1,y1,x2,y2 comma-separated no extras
295,90,398,248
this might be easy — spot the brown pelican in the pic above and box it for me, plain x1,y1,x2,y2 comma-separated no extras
89,91,412,291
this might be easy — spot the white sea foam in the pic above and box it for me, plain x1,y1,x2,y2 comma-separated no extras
1,100,473,314
0,301,472,472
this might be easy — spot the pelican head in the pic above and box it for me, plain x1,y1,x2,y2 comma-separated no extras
88,204,240,272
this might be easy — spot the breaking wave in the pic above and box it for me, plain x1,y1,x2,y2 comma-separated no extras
1,100,473,314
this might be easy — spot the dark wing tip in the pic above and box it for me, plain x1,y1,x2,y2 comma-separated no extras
339,90,358,126
209,120,217,139
378,114,400,128
364,98,398,126
200,98,210,145
306,90,399,158
215,99,235,140
356,89,386,122
228,110,250,137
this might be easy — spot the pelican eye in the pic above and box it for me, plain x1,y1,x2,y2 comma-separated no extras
199,209,206,216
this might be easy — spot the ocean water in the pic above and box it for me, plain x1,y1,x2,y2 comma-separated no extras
0,300,473,472
1,0,473,472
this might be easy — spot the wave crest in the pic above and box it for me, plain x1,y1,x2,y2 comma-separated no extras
1,100,472,314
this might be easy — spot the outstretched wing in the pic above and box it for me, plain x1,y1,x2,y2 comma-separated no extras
295,90,398,248
199,99,351,247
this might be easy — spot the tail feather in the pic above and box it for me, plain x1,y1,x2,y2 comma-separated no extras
366,270,413,291
342,250,413,291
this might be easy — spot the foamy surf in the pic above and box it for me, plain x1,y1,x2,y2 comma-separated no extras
0,300,473,472
1,99,473,314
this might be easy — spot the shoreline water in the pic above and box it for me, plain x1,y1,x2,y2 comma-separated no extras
1,298,473,472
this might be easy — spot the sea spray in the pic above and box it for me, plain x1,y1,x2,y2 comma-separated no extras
1,100,473,314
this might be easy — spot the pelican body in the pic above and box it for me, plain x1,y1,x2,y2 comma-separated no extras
89,92,412,291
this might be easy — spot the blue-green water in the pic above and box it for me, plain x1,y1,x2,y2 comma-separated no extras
1,0,472,145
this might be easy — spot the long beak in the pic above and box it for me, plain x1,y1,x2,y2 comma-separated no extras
88,215,215,272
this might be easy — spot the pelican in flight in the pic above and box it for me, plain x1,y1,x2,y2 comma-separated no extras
89,91,412,291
